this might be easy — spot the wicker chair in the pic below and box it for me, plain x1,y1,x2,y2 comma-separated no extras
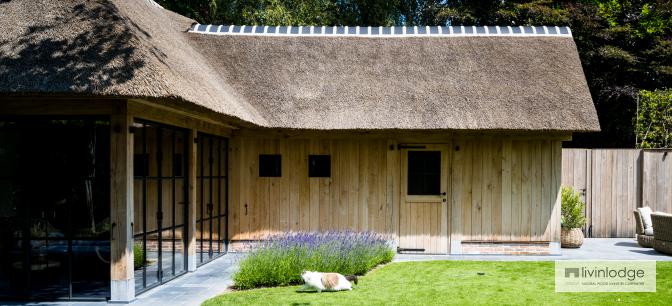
633,210,654,247
652,213,672,255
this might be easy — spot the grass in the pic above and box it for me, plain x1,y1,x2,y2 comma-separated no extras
204,261,672,305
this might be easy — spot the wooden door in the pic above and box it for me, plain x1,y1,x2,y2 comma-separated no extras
399,144,450,254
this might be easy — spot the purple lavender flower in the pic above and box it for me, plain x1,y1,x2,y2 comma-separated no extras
233,231,395,289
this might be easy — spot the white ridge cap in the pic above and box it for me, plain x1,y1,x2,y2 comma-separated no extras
188,25,573,37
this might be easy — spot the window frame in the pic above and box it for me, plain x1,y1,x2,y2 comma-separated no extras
406,150,442,196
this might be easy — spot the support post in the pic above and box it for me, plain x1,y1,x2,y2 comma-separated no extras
110,101,135,302
187,129,198,271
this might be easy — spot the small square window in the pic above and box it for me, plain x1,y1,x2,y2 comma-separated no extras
308,155,331,177
259,154,281,177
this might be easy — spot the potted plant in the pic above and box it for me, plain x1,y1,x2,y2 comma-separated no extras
561,186,587,248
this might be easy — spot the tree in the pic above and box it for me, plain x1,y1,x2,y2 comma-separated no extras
635,89,672,148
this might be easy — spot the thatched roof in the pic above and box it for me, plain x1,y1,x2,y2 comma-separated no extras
0,0,599,132
0,0,266,125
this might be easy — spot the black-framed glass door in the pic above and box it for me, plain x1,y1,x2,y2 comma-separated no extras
133,120,188,294
0,117,111,301
196,133,228,266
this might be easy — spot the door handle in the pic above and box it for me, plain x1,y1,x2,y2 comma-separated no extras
441,192,447,196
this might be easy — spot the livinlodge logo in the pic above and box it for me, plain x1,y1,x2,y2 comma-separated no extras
564,266,646,281
555,260,656,292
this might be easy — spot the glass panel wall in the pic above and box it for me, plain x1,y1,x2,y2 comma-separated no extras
0,117,110,300
133,121,188,294
196,133,228,266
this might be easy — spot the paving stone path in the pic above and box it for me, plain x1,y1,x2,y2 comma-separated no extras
129,253,242,306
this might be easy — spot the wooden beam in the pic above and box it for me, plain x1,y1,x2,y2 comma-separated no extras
128,99,237,134
109,101,135,302
233,128,573,141
0,97,118,115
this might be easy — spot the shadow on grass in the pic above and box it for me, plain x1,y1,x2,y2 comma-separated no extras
295,288,353,294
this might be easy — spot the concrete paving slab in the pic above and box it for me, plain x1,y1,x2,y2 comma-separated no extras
394,238,672,262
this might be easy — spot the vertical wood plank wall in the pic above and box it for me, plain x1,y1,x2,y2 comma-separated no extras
229,136,562,243
451,139,561,242
562,149,672,238
229,138,394,239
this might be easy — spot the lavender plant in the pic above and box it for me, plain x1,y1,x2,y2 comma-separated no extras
233,231,395,289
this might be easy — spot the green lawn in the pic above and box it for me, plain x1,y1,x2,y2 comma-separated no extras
203,261,672,306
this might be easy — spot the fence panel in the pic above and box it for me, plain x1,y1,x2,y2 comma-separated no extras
642,150,672,213
562,149,643,238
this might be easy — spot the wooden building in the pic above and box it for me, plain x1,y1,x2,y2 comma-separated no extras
0,0,599,302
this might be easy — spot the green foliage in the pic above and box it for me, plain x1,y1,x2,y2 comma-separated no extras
158,0,404,26
598,45,638,65
232,0,338,26
636,89,672,148
133,243,145,270
640,1,672,35
597,0,623,27
233,232,395,290
561,186,587,229
204,261,672,305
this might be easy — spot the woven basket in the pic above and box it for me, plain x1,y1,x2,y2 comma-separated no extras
561,228,584,248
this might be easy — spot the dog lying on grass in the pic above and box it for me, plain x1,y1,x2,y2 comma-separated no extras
300,271,358,292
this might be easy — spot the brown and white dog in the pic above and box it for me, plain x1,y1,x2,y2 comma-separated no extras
300,271,358,292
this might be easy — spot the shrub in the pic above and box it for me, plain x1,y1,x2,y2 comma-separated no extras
233,231,395,289
133,243,145,270
561,186,587,229
635,89,672,148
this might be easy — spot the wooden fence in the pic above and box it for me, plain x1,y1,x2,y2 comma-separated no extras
562,149,672,238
